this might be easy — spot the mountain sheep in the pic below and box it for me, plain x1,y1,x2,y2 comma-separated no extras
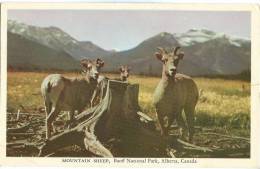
90,65,131,107
153,47,199,141
118,65,130,82
41,58,104,139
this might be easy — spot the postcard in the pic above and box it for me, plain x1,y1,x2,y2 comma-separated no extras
0,3,259,168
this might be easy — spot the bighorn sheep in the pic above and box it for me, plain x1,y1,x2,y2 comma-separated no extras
90,65,131,107
41,58,104,139
152,47,199,142
118,65,130,82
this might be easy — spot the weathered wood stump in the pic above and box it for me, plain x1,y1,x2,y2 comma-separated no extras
38,80,213,157
37,80,172,157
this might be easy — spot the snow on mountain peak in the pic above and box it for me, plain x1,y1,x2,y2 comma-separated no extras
175,28,222,46
8,19,80,48
175,28,249,47
8,20,29,34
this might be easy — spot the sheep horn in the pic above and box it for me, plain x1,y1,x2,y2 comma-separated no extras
157,47,165,53
174,46,181,55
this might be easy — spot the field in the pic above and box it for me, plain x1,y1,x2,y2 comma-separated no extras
7,71,251,157
7,72,250,129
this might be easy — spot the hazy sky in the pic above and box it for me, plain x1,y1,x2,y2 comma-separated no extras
8,10,250,50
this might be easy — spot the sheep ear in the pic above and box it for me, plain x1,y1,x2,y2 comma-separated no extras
178,52,184,60
119,66,123,72
155,52,163,61
80,59,90,68
174,46,181,55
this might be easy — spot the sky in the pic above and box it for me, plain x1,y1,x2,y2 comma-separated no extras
8,10,250,51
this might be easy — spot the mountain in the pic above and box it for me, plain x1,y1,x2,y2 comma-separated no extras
7,32,79,71
8,20,111,60
181,35,250,75
102,32,180,73
79,41,110,57
103,30,250,76
7,20,250,76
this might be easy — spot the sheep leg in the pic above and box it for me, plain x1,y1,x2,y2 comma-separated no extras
176,111,187,140
46,105,61,139
44,100,52,117
157,113,168,136
44,100,52,139
166,116,174,135
184,106,195,142
67,110,75,129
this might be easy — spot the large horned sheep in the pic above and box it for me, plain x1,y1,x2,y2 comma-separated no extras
153,47,199,142
41,58,104,139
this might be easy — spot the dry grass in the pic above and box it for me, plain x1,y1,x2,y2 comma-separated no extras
7,72,250,129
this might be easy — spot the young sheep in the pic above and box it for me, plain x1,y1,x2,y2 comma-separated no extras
90,65,131,107
118,65,130,82
153,47,199,142
41,58,104,139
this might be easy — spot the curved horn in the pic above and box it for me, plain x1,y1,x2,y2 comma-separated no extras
157,47,165,53
80,59,89,69
174,46,181,55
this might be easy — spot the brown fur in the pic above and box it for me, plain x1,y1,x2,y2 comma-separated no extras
119,65,130,82
153,47,198,141
41,58,104,139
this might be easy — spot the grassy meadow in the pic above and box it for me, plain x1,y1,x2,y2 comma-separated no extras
7,71,250,130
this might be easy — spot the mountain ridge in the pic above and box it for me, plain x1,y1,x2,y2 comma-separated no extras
7,32,79,71
7,20,251,76
8,20,112,60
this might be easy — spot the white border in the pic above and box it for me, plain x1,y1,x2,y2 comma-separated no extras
1,3,260,168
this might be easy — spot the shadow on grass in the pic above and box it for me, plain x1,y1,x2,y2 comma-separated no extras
195,111,250,130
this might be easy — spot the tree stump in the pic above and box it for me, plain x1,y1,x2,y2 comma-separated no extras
38,80,211,157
